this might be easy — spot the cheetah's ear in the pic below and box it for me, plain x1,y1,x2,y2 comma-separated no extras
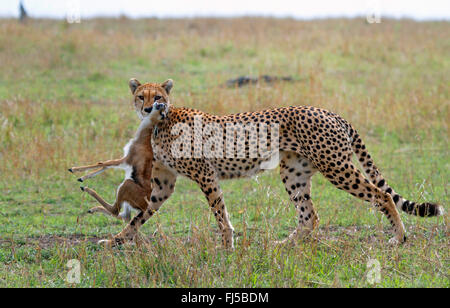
129,78,141,95
161,79,174,95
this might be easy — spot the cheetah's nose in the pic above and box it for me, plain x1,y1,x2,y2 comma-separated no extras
144,107,153,113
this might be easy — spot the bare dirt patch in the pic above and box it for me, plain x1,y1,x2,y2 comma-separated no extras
0,234,104,249
0,224,444,249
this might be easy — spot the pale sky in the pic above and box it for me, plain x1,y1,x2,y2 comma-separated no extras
1,0,449,20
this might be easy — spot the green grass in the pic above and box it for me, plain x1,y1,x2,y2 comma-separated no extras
0,18,448,287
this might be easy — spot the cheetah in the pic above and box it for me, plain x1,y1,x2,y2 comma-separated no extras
100,78,443,248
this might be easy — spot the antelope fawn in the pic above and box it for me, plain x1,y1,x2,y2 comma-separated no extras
68,79,169,221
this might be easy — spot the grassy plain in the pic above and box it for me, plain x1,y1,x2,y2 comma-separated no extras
0,18,448,287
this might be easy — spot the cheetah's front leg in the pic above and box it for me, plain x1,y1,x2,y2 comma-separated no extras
200,181,235,249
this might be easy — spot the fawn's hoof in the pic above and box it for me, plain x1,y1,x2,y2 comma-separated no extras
80,186,85,192
68,168,73,173
77,178,83,182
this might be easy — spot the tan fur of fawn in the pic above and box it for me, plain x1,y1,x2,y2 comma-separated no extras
68,81,168,221
69,114,156,221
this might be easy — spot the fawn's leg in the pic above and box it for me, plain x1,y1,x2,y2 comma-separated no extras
80,186,120,217
113,179,153,222
69,157,125,173
77,167,107,182
99,163,177,246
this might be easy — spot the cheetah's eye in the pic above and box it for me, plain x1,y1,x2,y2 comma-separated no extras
154,95,162,101
138,95,144,101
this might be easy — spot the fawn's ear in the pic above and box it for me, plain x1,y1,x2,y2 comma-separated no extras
129,78,141,95
161,79,173,95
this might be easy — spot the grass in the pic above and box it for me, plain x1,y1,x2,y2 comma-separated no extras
0,17,448,287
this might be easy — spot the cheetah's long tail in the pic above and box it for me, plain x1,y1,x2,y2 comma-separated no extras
350,130,444,217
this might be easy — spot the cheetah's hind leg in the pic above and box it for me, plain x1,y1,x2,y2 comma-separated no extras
275,152,319,245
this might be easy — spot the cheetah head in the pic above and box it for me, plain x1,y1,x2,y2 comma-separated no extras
128,78,173,122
